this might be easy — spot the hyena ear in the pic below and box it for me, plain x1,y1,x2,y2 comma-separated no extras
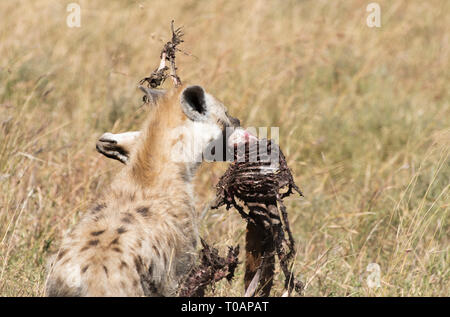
180,85,207,121
139,85,166,104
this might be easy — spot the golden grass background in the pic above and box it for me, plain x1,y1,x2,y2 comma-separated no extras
0,0,448,296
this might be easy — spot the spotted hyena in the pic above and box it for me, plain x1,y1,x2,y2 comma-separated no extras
45,85,242,296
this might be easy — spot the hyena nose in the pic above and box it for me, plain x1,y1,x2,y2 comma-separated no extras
229,116,240,128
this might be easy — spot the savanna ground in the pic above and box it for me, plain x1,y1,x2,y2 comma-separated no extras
0,0,448,297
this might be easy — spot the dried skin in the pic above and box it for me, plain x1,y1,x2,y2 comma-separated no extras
212,139,304,296
177,239,239,297
139,20,184,94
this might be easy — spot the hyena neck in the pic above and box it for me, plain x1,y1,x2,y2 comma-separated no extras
126,141,197,194
123,98,202,194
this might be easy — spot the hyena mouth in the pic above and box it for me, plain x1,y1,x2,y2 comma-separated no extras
205,128,257,162
227,128,258,147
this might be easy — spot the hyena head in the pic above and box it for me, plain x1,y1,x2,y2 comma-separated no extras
175,85,241,163
128,85,242,184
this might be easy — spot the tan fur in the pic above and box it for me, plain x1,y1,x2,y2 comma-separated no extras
130,87,187,187
46,85,238,296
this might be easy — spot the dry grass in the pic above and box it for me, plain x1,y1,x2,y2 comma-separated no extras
0,0,448,297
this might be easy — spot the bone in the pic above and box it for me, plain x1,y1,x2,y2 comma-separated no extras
227,128,258,147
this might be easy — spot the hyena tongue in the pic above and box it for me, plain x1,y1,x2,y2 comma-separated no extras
227,128,258,147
